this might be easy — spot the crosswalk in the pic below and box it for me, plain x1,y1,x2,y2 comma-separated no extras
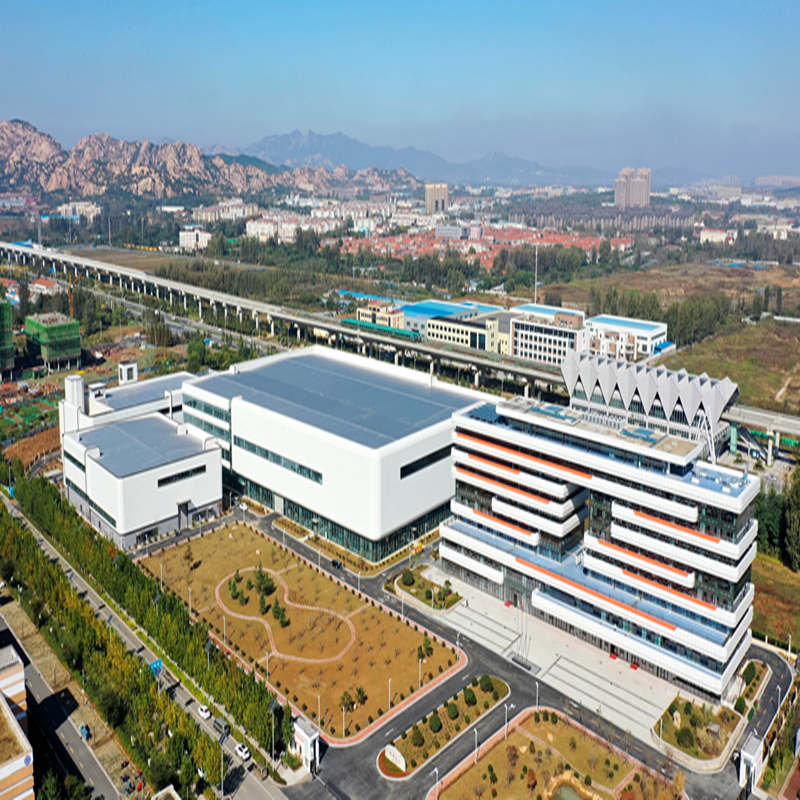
445,603,520,654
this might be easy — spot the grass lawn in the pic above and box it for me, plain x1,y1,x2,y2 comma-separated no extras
390,676,508,773
654,696,739,759
753,552,800,648
140,524,457,738
397,566,460,610
440,709,673,800
660,319,800,411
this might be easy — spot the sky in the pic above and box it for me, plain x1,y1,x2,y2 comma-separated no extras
3,0,800,178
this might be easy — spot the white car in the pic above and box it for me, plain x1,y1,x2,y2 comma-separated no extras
197,704,211,720
234,743,251,761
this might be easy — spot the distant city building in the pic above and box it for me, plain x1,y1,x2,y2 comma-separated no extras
426,310,518,356
754,175,800,189
614,167,651,209
425,183,449,215
179,227,213,252
585,315,669,361
246,212,339,244
699,228,737,245
55,200,102,223
30,277,61,297
401,300,498,338
192,198,259,224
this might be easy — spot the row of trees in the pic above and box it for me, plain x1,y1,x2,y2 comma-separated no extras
12,474,294,760
0,505,222,796
586,286,735,349
755,468,800,571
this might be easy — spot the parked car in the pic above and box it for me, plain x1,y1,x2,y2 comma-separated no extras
197,704,211,720
234,743,251,761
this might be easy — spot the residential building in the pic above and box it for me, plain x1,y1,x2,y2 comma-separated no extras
192,198,260,224
179,228,213,252
182,347,483,562
614,168,651,209
585,314,669,361
699,228,738,245
425,183,449,215
62,414,222,550
440,358,755,700
0,646,32,800
29,277,60,297
55,200,102,223
509,304,587,368
245,213,339,244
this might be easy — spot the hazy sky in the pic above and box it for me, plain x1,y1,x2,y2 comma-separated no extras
4,0,799,177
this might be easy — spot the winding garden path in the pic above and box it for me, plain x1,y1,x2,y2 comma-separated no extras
214,565,359,664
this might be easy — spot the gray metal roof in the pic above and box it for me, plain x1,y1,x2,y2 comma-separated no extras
71,415,208,477
100,372,194,411
189,352,473,448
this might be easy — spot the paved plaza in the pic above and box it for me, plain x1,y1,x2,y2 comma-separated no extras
424,564,679,741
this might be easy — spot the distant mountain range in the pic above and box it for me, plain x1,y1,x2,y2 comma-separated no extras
240,129,616,187
0,120,421,199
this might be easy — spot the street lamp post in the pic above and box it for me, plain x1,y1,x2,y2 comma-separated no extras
535,679,539,709
474,728,478,764
388,677,392,708
220,739,224,799
504,703,509,739
433,766,439,800
342,706,345,737
223,616,226,648
266,650,269,682
312,518,320,568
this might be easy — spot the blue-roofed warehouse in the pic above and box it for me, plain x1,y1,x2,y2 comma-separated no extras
183,346,485,561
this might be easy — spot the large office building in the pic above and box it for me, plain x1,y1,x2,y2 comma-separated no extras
585,314,669,361
614,167,651,209
426,310,518,356
425,183,449,215
401,300,498,338
182,347,482,562
510,304,587,368
0,647,32,800
440,356,757,700
63,414,222,550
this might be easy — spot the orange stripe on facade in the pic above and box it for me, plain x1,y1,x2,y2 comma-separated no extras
466,452,519,474
473,508,535,537
514,555,677,631
633,509,720,544
456,431,592,480
622,570,717,611
455,465,550,505
596,538,690,577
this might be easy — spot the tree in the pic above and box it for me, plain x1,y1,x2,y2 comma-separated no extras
785,467,800,571
282,700,294,751
186,336,206,373
356,686,367,705
598,239,611,264
39,771,62,800
340,690,354,712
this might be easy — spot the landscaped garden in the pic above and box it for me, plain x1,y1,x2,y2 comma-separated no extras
739,660,767,715
382,674,508,775
439,708,681,800
140,523,461,738
653,695,740,759
396,566,461,610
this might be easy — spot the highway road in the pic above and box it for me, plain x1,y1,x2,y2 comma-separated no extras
2,496,287,800
0,613,118,798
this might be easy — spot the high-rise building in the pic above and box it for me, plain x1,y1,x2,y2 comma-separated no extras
440,356,756,701
614,167,650,209
425,183,449,215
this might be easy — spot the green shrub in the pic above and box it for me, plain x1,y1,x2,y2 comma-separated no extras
735,696,747,714
402,569,414,586
676,727,694,749
541,710,549,722
464,688,477,706
447,702,459,720
472,677,479,687
763,766,774,789
429,713,442,733
551,713,558,725
534,711,540,723
683,700,693,716
668,702,678,715
584,775,592,786
425,588,432,600
743,662,756,685
480,674,494,693
411,726,424,747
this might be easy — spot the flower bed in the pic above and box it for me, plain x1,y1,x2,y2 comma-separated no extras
390,675,508,774
397,566,460,610
654,695,739,759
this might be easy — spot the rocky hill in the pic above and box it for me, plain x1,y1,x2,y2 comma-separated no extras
0,120,420,199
